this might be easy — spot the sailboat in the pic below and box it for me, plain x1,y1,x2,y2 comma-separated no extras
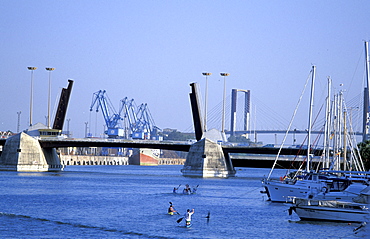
261,65,331,202
288,197,369,223
262,61,370,202
288,185,370,223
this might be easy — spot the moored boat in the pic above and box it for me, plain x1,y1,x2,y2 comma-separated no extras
288,197,369,223
262,58,370,202
262,170,369,202
289,185,370,223
128,148,159,166
262,171,327,202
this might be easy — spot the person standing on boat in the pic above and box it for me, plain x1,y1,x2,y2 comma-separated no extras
184,209,194,226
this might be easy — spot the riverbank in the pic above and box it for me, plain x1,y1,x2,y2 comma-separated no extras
60,155,185,166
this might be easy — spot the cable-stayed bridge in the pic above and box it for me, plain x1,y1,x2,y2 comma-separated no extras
194,87,365,143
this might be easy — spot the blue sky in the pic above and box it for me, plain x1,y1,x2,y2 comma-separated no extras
1,1,370,143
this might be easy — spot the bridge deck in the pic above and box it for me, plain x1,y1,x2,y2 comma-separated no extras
38,138,192,152
1,137,326,169
1,137,319,156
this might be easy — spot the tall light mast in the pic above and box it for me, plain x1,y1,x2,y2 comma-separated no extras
220,72,229,134
202,72,212,132
364,41,370,141
46,67,55,128
27,66,37,126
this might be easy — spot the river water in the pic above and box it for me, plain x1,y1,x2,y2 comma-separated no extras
0,165,368,238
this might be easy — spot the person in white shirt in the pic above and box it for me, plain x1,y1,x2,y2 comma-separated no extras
184,209,194,226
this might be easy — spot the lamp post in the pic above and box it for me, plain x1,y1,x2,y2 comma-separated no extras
85,122,89,138
45,67,55,128
202,72,212,132
27,67,37,126
17,111,21,133
67,118,71,137
220,72,229,133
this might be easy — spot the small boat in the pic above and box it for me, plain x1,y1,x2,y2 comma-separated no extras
289,186,370,223
262,171,330,202
262,66,325,203
262,170,368,202
313,181,368,202
288,197,369,223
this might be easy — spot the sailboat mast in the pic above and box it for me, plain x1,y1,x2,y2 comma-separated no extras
307,65,316,172
323,77,332,169
332,93,340,170
337,91,343,171
343,109,347,171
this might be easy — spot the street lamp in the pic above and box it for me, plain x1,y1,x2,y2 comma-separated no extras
85,121,89,138
220,72,230,133
45,67,55,128
202,72,212,132
27,66,37,126
67,118,71,138
17,111,21,133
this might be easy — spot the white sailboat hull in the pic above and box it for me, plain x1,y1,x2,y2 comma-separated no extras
291,197,370,223
314,183,367,201
262,176,367,203
294,205,369,223
262,179,325,202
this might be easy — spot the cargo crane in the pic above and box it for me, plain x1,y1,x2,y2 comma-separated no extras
90,90,124,138
131,103,160,139
120,97,138,139
90,90,161,140
121,100,160,140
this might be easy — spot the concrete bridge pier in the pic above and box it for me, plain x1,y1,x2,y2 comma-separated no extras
181,138,236,178
0,132,64,171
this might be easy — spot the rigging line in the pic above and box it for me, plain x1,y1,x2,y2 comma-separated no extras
287,105,325,174
313,126,325,172
286,74,324,174
346,47,365,99
346,93,362,132
241,186,262,195
342,96,365,171
267,69,313,180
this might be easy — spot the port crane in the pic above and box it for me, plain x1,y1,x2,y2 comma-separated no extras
90,90,125,138
90,90,160,139
131,103,160,139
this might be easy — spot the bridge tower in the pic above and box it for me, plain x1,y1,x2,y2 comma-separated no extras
0,80,73,172
181,138,235,178
230,89,250,136
182,83,236,178
363,41,370,141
